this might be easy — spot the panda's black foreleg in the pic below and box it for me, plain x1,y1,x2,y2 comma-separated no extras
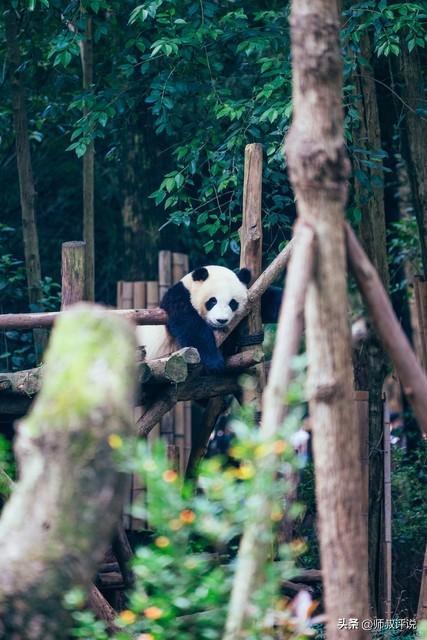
161,282,225,371
261,286,283,323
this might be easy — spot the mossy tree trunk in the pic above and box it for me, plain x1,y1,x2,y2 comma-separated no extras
285,1,370,637
0,305,136,639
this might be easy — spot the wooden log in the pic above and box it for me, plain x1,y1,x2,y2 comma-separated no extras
346,222,427,436
0,368,42,396
148,352,189,384
0,304,136,639
0,307,168,330
61,241,85,309
88,585,118,633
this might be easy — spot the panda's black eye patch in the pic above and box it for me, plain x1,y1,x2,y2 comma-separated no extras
205,297,217,311
229,299,239,312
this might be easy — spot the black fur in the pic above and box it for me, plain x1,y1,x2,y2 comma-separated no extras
192,267,209,282
261,286,283,323
237,268,251,286
161,282,224,371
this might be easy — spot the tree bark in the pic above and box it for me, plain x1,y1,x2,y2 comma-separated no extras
350,29,389,617
5,8,46,359
79,16,95,301
285,2,370,638
0,304,136,639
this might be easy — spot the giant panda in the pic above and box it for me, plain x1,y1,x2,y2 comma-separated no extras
136,265,282,371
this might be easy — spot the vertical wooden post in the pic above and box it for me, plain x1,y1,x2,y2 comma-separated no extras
239,143,265,409
356,391,369,540
383,402,392,620
61,241,86,309
133,282,146,309
171,253,190,473
158,251,172,301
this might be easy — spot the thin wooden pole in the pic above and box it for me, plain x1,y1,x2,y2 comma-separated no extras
223,224,315,640
61,241,86,309
346,222,427,436
383,402,392,620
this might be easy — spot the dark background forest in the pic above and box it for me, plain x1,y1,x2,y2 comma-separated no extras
0,0,426,633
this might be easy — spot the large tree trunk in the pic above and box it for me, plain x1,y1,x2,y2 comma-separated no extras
285,2,369,638
401,46,427,277
0,304,136,639
121,128,160,281
350,29,389,617
5,8,46,359
80,16,95,301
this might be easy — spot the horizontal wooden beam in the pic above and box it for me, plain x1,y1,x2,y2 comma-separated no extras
0,308,168,330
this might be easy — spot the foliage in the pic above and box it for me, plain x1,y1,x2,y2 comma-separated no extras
0,435,15,503
344,2,427,57
388,216,423,293
0,224,60,371
392,438,427,551
67,407,321,640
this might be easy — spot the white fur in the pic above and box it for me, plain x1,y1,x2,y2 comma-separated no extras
137,265,248,359
182,266,248,328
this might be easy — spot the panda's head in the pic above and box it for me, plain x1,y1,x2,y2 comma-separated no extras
182,265,251,329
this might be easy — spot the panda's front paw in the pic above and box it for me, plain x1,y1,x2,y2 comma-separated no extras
202,352,225,373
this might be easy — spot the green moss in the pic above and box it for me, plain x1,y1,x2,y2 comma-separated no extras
23,305,136,437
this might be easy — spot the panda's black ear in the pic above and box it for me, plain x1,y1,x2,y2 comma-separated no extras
192,267,209,282
237,268,251,287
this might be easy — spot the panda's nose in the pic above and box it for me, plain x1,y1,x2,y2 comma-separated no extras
217,319,228,325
